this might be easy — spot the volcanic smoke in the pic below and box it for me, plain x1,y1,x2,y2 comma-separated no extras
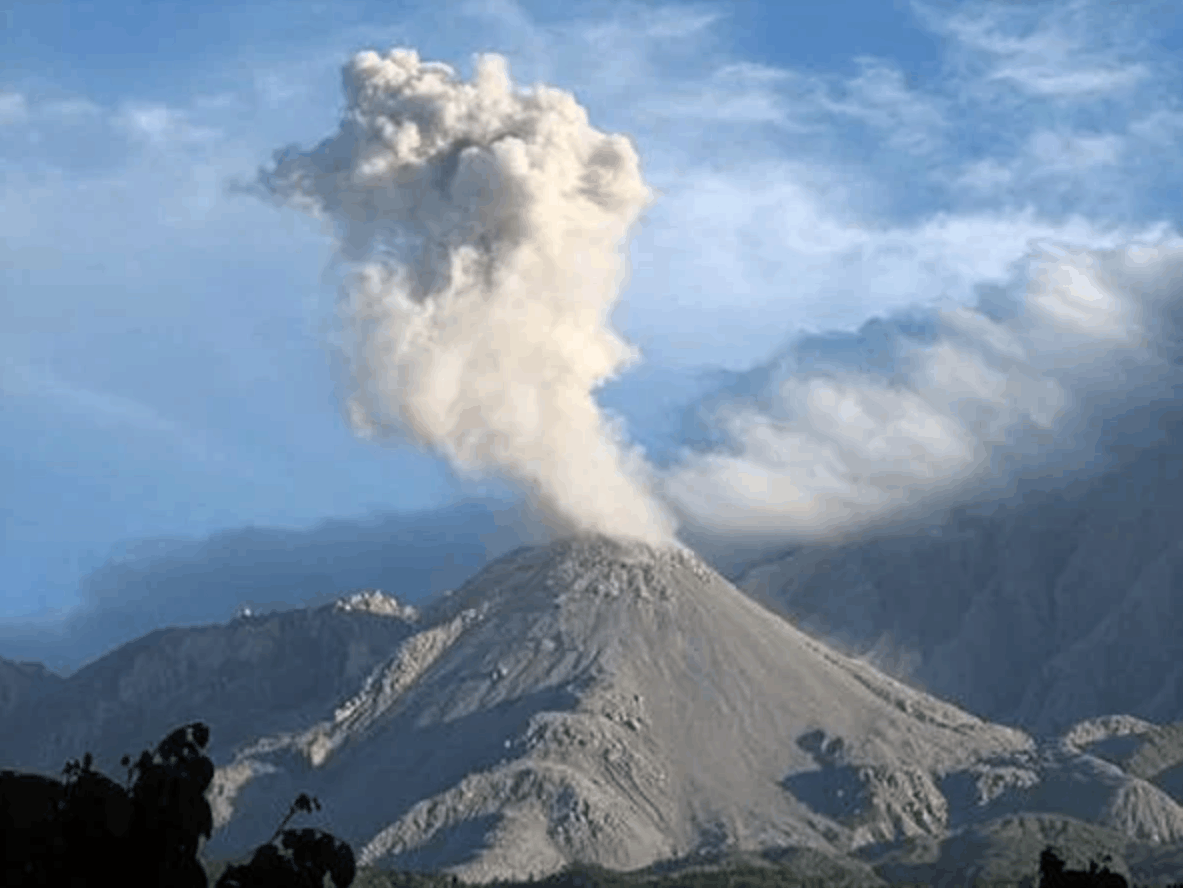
252,48,677,545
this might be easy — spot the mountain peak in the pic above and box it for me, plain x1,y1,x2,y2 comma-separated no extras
420,532,709,623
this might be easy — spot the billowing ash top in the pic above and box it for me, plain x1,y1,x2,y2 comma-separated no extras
333,589,419,621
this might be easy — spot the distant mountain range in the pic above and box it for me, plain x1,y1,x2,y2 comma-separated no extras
3,537,1183,886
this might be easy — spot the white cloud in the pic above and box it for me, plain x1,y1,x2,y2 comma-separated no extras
641,6,722,39
1129,109,1183,146
1026,130,1124,170
916,0,1154,99
635,71,801,128
715,62,793,85
253,72,303,107
113,103,223,146
954,158,1015,192
627,53,948,152
813,58,947,155
627,138,1175,369
993,64,1149,98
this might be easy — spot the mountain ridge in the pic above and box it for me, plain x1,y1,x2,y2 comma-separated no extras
3,535,1183,885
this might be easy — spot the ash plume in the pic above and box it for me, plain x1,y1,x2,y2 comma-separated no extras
659,238,1183,548
242,46,1183,557
249,48,676,545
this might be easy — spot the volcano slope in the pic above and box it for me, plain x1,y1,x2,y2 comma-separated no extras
4,535,1182,885
184,535,1091,881
723,413,1183,739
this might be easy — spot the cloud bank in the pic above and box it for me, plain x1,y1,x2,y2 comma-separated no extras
660,238,1183,547
246,48,677,546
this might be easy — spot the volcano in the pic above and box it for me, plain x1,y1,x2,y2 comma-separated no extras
189,535,1044,879
4,535,1183,885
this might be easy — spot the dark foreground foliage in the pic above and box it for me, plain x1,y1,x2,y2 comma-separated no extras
1038,845,1129,888
0,720,354,886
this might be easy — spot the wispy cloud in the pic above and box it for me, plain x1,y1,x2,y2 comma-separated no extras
953,158,1014,192
810,58,948,154
916,0,1153,98
1129,108,1183,146
112,103,223,146
640,6,722,39
632,66,806,130
1026,129,1123,171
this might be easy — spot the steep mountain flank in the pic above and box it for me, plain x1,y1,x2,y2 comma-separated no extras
732,425,1183,736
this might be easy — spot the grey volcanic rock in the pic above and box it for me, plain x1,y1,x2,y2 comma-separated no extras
732,423,1183,737
0,592,418,780
1065,716,1183,815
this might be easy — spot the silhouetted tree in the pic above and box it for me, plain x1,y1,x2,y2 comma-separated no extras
1039,845,1127,888
216,793,356,888
0,720,355,887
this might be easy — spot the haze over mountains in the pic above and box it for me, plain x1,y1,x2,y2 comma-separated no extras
5,536,1183,886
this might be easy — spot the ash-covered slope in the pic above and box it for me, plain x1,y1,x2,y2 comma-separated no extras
730,418,1183,737
177,537,1177,882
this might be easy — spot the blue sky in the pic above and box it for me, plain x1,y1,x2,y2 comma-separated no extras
4,0,1183,654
